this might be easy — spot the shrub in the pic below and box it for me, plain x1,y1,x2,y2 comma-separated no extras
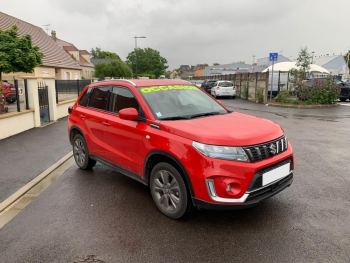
275,90,290,103
308,79,339,104
288,79,340,104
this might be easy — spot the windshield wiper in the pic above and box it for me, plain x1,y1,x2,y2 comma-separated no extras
159,116,190,120
187,111,224,119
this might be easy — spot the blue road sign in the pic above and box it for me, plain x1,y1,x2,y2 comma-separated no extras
269,52,278,62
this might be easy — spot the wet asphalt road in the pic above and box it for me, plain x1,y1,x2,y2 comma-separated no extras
0,100,349,263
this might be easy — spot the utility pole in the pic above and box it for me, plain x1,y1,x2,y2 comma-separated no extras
133,36,146,78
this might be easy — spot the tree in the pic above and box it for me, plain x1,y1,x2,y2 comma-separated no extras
344,50,350,70
94,59,132,79
90,48,132,79
91,47,121,61
295,47,312,76
126,48,168,78
290,47,312,94
0,26,43,112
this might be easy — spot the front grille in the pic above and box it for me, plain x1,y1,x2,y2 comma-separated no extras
246,173,293,202
244,136,287,162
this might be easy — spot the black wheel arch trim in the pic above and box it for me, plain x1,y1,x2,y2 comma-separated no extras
69,125,84,144
144,150,195,197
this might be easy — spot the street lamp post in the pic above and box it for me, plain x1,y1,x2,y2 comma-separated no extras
133,36,146,78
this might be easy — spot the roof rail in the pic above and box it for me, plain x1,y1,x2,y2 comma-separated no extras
112,79,137,86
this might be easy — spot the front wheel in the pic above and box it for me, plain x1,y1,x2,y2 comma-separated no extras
72,134,96,170
150,162,191,219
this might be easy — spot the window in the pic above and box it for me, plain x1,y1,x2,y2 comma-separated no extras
108,87,139,113
78,88,91,107
219,81,233,87
65,72,71,80
88,86,111,110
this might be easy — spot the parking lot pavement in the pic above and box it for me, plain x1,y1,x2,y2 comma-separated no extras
0,99,349,262
0,118,71,202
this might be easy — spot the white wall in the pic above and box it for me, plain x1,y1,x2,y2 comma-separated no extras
57,100,75,119
0,78,77,140
0,111,35,140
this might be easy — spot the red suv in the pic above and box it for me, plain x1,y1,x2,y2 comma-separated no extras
68,79,294,219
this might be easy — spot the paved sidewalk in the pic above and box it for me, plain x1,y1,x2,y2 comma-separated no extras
0,118,72,202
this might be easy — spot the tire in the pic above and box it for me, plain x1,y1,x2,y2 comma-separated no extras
232,95,236,99
5,98,16,104
150,162,191,219
72,134,96,170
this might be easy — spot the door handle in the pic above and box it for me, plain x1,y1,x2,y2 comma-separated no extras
101,121,111,126
80,114,86,119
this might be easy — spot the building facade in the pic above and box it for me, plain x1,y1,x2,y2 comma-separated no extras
0,12,83,80
53,32,95,80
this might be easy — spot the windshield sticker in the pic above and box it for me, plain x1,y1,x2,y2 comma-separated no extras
156,112,162,117
140,85,198,94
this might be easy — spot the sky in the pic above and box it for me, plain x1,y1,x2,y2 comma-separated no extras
1,0,349,69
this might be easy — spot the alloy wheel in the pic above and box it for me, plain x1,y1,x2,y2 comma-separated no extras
152,170,181,213
73,138,86,167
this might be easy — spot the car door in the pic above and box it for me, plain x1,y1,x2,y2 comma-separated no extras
79,86,112,158
102,86,147,175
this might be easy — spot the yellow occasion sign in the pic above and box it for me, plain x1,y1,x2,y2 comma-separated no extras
140,85,198,94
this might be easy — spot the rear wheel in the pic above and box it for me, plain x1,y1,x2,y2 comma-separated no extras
150,162,191,219
72,134,96,170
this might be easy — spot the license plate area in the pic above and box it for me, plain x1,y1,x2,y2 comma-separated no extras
262,162,290,186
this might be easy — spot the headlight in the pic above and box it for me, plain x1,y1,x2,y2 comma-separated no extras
192,141,249,162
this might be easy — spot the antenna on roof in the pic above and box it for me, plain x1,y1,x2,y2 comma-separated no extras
42,24,51,34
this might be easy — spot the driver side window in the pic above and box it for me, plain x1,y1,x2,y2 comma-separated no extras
108,86,140,113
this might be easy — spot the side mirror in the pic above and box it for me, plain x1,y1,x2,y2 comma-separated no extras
119,108,139,121
68,106,73,114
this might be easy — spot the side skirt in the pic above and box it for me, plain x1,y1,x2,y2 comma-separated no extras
90,156,148,186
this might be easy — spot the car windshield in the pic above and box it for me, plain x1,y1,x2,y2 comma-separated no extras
139,85,228,120
219,81,233,87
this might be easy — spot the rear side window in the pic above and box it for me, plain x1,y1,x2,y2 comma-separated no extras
108,87,139,113
88,87,111,110
78,88,91,107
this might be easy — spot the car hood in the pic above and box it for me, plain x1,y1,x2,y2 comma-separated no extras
159,112,284,146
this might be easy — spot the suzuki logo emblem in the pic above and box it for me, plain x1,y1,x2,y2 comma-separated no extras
269,143,277,155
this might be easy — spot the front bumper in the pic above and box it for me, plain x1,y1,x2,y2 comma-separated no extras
193,172,293,210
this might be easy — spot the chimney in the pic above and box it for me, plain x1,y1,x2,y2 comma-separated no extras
51,30,57,41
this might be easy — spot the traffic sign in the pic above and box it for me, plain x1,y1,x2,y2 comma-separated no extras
269,52,278,62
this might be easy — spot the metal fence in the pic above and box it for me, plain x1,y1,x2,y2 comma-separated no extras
1,79,30,113
55,80,91,103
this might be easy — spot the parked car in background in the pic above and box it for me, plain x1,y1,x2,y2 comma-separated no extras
339,81,350,101
68,79,294,219
1,82,16,104
201,80,218,93
190,80,204,88
211,81,236,99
